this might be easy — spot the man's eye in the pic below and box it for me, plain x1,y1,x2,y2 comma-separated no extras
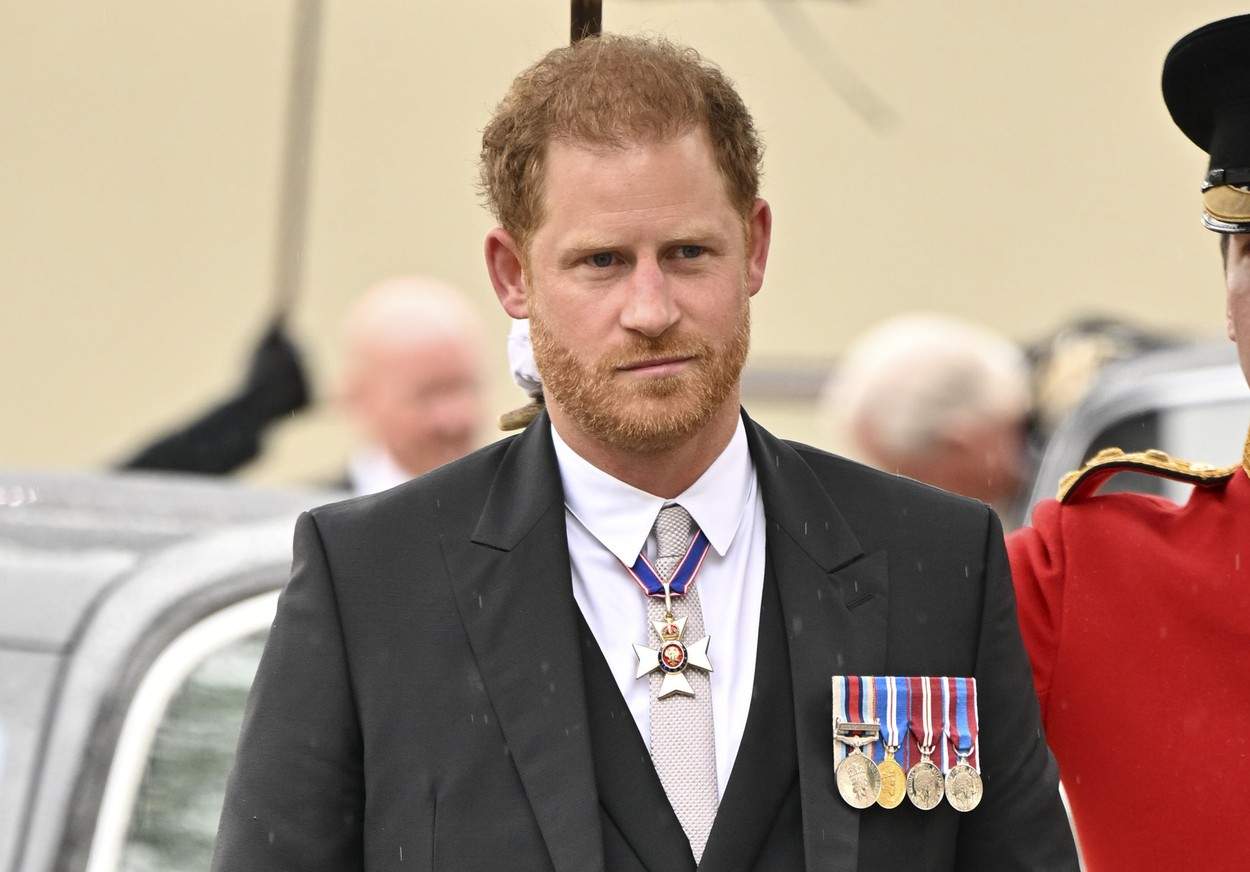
588,252,616,268
675,245,705,259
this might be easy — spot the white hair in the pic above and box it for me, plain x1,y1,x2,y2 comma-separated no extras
821,314,1030,463
343,276,481,351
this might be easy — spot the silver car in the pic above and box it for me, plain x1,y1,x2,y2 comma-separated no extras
0,472,331,872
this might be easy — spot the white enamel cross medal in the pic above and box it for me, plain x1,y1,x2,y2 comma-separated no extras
626,527,715,699
633,614,713,699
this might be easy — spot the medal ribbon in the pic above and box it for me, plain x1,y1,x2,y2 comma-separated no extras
832,675,878,764
960,677,980,771
626,530,712,598
943,676,979,772
858,676,879,762
906,676,937,763
831,675,850,765
940,674,980,764
938,676,951,772
875,675,910,768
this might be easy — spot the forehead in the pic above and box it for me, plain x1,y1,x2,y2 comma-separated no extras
534,129,739,246
370,334,478,377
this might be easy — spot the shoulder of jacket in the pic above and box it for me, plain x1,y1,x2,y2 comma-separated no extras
1057,446,1238,504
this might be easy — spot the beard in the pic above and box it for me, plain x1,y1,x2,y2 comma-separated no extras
529,296,751,454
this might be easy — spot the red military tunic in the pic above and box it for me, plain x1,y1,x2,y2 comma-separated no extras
1008,442,1250,870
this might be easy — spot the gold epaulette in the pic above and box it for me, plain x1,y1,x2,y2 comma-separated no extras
1057,447,1239,503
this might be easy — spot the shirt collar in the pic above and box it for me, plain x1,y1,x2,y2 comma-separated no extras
550,417,757,566
348,445,413,496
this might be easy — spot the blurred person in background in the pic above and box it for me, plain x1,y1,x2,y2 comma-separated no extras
1008,14,1250,869
821,313,1031,525
336,275,485,494
122,275,485,493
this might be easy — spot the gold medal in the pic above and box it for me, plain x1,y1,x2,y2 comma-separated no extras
876,748,907,809
944,759,984,812
876,677,909,810
905,751,944,811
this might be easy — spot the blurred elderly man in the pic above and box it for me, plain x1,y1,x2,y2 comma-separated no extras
822,314,1031,520
338,276,485,494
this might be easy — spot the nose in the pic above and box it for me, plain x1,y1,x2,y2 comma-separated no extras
619,257,680,338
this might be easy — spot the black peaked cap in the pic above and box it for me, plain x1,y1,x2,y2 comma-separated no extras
1163,14,1250,174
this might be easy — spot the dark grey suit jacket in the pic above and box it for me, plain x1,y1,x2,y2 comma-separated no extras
212,411,1078,871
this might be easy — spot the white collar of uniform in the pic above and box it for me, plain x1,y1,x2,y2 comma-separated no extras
550,416,757,567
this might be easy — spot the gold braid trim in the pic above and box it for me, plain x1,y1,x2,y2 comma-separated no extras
1057,446,1238,503
1203,185,1250,223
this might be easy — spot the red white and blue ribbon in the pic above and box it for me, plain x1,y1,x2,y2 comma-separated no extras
837,675,976,774
626,529,712,598
858,677,878,760
832,675,881,765
831,675,850,766
943,676,980,772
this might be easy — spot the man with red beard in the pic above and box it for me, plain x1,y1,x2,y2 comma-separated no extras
214,35,1076,872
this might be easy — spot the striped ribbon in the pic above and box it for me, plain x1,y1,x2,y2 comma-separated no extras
624,530,711,598
944,676,980,772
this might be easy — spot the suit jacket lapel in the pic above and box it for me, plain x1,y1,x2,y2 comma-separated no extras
744,414,890,872
441,414,605,872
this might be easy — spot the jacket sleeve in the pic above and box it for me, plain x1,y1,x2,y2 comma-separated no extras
212,511,364,872
955,508,1078,871
1005,499,1068,724
118,323,309,475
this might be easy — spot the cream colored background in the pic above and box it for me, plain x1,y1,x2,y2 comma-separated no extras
3,1,1243,484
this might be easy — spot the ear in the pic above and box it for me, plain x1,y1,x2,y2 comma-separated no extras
485,228,530,319
335,366,369,437
744,198,773,298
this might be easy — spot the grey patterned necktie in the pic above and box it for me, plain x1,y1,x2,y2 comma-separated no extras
647,504,718,862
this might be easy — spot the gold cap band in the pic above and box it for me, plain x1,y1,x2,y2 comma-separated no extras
1203,184,1250,228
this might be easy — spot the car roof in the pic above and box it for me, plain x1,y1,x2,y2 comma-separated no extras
0,470,340,872
0,469,333,652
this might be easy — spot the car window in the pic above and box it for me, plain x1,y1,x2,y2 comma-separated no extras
1028,349,1250,509
117,630,267,872
1076,400,1250,501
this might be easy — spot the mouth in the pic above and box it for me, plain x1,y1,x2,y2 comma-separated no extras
616,355,696,377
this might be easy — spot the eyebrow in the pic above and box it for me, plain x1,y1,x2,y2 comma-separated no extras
561,227,727,254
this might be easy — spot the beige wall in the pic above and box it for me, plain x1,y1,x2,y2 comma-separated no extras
3,0,1244,482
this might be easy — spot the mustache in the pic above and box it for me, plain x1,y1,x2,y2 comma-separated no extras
602,336,713,370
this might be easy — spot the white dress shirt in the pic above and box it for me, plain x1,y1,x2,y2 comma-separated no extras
347,446,413,496
551,418,766,797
